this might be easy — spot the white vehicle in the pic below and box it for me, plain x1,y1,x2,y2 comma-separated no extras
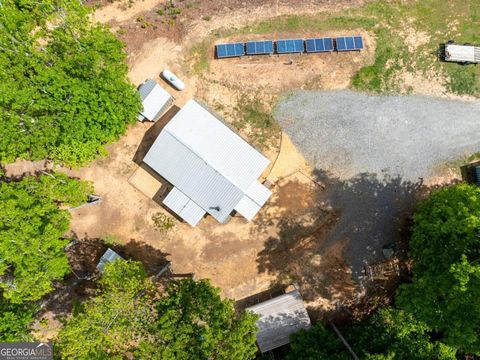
162,69,185,91
444,42,480,64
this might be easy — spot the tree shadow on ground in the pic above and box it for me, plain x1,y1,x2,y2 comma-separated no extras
39,237,170,320
255,169,450,320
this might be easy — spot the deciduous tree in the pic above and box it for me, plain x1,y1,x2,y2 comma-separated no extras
397,184,480,354
56,260,155,359
287,308,456,360
0,173,92,303
144,278,259,360
56,263,259,360
0,300,35,341
0,0,141,167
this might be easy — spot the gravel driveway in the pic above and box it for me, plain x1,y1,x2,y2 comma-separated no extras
274,91,480,281
275,90,480,181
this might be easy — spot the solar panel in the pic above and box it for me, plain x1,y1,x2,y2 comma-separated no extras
335,36,364,51
216,43,245,58
246,41,274,55
276,39,305,54
354,36,364,49
305,38,334,53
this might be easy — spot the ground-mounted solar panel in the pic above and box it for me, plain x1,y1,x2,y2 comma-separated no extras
335,36,364,51
246,40,274,55
216,43,245,58
276,39,305,54
305,38,334,53
353,36,364,50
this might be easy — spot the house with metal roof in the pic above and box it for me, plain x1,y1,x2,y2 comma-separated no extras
137,79,173,122
143,99,271,226
246,289,312,353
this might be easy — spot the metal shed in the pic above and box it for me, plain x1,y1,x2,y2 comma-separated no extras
143,99,271,226
137,79,173,122
246,289,312,353
96,248,123,273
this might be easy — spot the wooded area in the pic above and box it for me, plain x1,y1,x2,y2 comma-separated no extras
0,0,140,167
0,172,92,340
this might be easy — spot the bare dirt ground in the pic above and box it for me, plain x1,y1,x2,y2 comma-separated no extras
63,0,374,312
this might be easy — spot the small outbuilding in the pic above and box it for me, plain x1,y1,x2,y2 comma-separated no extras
143,99,271,226
137,79,173,122
246,289,312,353
96,248,123,273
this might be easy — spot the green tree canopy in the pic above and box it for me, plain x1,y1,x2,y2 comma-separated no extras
56,262,259,360
397,184,480,354
0,173,92,303
348,308,456,359
0,0,141,167
0,300,35,341
287,308,456,360
143,278,259,360
287,323,350,360
56,260,155,359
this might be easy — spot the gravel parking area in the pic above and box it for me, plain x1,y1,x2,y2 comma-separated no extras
275,91,480,280
275,90,480,181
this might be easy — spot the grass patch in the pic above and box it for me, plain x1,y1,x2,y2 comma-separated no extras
189,0,480,96
446,64,480,95
466,152,480,163
190,38,212,74
234,96,279,150
152,212,176,233
352,28,408,92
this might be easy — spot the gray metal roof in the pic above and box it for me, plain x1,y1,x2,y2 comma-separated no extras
96,248,124,273
138,79,157,101
138,79,172,121
246,290,312,353
143,99,271,225
163,187,206,226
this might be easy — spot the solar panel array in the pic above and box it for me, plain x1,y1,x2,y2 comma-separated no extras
336,36,364,51
305,37,334,53
276,39,305,54
215,36,363,58
216,43,245,58
246,40,274,55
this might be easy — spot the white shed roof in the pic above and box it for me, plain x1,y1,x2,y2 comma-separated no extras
138,80,172,121
143,99,271,225
246,290,312,353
